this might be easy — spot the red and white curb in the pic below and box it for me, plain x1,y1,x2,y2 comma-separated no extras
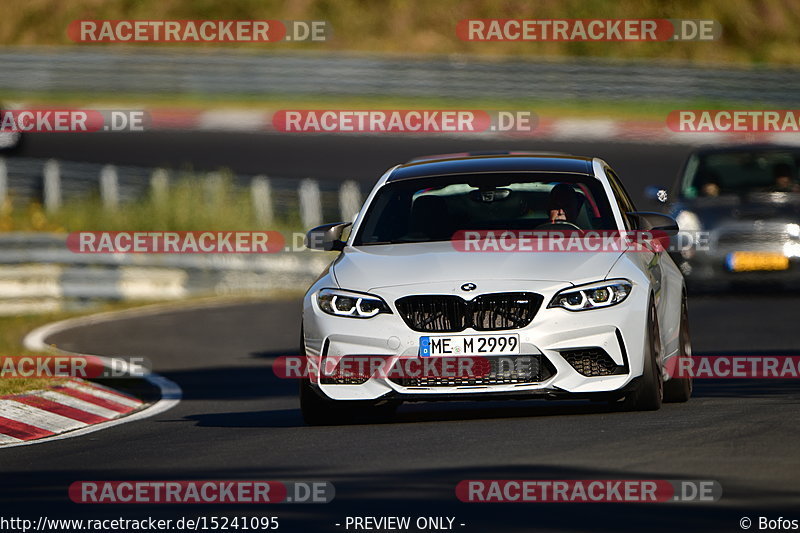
0,379,143,444
6,102,799,145
142,108,800,146
0,304,186,448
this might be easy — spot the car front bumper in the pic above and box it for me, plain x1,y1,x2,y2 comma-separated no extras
302,279,649,401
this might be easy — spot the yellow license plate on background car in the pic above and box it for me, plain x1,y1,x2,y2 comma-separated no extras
726,252,789,272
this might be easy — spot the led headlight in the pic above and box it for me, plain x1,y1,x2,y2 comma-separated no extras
548,280,632,311
317,288,392,318
675,210,701,232
675,210,702,259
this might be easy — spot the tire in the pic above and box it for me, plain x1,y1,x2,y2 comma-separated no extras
299,378,348,426
300,379,399,426
663,295,693,403
621,299,663,411
298,325,399,426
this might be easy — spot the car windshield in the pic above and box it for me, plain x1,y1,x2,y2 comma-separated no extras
681,149,800,198
353,172,617,245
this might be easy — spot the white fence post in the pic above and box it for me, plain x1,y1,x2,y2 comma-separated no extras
251,176,273,226
99,164,119,209
204,171,224,205
299,179,322,229
150,168,169,206
43,159,61,213
0,157,7,214
338,180,361,222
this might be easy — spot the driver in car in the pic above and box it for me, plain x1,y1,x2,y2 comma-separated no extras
771,163,800,193
547,183,582,225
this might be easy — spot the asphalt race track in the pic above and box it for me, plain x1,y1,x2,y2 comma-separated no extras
1,134,798,532
17,131,694,205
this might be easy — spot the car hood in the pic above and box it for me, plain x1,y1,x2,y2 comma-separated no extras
331,241,624,290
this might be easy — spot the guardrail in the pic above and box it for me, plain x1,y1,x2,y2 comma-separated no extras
0,156,357,315
0,47,797,105
0,233,332,315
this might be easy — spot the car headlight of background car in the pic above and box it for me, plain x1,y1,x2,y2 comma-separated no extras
548,280,632,311
675,210,702,259
316,288,392,318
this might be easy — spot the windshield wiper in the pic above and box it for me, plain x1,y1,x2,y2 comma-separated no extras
357,240,409,246
358,238,445,245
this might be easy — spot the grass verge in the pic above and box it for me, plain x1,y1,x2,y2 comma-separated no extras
2,0,800,65
0,172,304,233
0,91,768,122
0,301,146,396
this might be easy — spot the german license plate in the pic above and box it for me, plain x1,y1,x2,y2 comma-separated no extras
419,334,520,357
726,251,789,272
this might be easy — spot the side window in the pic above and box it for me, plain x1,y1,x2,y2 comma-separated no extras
605,168,637,230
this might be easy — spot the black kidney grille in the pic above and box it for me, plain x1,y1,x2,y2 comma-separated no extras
472,293,542,331
395,292,542,332
394,295,466,333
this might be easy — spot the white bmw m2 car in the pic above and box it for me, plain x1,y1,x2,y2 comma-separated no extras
300,152,692,425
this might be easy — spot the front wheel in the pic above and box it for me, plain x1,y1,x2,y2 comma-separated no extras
300,379,399,425
663,296,693,403
620,300,663,411
298,325,399,425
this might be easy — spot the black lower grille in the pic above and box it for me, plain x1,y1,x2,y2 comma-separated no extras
389,355,555,387
561,348,622,377
395,292,543,332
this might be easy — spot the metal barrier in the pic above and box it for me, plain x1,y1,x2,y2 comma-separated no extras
0,47,798,104
0,233,332,315
0,156,354,314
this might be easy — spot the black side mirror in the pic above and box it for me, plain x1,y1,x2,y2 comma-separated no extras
305,222,352,251
626,212,679,252
626,212,679,236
